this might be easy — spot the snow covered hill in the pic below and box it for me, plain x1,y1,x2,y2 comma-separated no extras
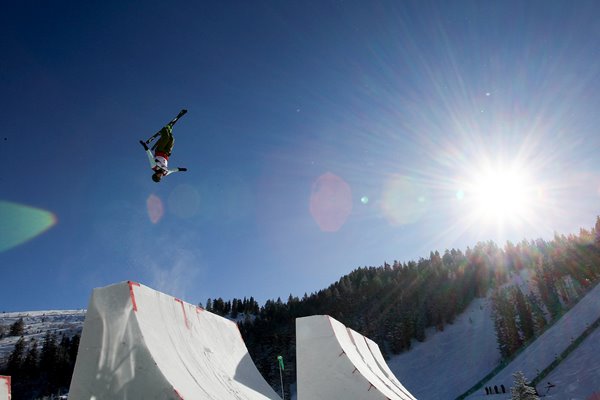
385,282,600,400
386,296,499,399
0,310,85,364
543,322,600,399
463,281,600,400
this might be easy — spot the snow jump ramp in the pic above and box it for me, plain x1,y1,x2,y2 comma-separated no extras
296,315,417,400
69,281,281,400
0,376,10,400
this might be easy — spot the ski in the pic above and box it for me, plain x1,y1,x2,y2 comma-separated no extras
145,109,187,144
168,109,188,127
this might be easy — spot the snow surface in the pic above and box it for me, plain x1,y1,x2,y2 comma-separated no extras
463,282,600,400
383,282,600,400
543,324,600,400
387,297,499,399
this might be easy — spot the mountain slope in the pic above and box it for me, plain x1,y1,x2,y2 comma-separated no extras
386,297,498,399
463,281,600,399
382,281,600,400
0,310,85,364
543,320,600,399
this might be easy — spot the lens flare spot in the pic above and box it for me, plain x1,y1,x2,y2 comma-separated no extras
147,194,164,224
456,190,465,200
0,201,56,252
309,172,353,232
381,175,428,226
361,196,369,204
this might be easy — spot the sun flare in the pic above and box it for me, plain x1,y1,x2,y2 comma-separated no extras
466,165,535,226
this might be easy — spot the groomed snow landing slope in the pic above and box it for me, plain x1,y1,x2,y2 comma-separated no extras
296,315,416,400
69,281,281,400
0,376,10,400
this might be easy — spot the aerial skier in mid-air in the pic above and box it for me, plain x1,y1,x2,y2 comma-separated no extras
139,109,188,182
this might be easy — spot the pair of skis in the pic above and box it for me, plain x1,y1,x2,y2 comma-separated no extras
143,109,188,149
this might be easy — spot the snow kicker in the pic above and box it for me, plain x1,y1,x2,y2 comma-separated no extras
68,281,281,400
0,376,10,400
296,315,417,400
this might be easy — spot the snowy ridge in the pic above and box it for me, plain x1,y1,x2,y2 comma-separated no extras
0,310,85,364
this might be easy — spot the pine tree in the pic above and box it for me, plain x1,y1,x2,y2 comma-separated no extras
414,309,426,342
212,298,226,315
492,292,509,357
55,334,77,389
6,336,26,374
511,371,539,400
526,292,547,335
9,318,25,336
231,299,239,319
491,289,523,358
534,262,562,319
514,288,535,341
23,339,40,378
249,296,259,314
69,334,81,363
40,331,58,372
4,337,29,399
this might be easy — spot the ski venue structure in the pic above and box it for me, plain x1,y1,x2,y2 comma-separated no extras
0,376,10,400
69,281,416,399
297,315,416,400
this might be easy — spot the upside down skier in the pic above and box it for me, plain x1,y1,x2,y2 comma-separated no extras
139,109,188,183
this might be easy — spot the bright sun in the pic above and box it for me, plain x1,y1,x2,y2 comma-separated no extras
467,165,534,225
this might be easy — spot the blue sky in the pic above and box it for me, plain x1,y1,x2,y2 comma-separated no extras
1,1,600,311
